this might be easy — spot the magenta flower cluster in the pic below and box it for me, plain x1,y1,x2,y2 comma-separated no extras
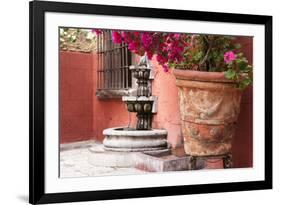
109,31,189,72
224,51,236,64
92,29,243,73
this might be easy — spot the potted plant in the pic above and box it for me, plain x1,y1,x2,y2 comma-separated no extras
95,30,252,157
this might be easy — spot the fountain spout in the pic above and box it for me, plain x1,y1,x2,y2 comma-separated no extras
103,55,168,152
122,55,154,130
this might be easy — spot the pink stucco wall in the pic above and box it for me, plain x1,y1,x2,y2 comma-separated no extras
60,51,94,143
91,54,137,141
60,52,136,143
151,59,182,148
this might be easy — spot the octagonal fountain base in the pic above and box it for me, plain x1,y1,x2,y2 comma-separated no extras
103,127,168,152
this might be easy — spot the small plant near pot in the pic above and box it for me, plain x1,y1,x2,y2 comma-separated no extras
94,29,252,158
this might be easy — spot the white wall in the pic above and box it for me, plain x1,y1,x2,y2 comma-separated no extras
0,0,280,204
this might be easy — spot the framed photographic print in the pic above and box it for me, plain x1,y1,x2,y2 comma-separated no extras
29,0,272,204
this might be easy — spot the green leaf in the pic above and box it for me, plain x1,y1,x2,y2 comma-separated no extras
225,69,236,80
237,59,247,71
194,51,203,61
239,78,252,90
237,52,243,58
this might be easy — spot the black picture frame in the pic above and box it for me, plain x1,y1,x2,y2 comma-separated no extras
29,0,272,204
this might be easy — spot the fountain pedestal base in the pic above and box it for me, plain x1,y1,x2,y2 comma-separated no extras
103,127,168,152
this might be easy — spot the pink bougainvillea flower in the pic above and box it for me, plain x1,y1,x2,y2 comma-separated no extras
128,41,139,52
224,51,236,64
121,31,127,39
133,32,140,37
173,33,181,40
112,31,122,44
109,30,188,71
120,31,132,43
162,64,169,73
91,29,102,35
141,32,153,51
156,54,168,65
146,51,153,60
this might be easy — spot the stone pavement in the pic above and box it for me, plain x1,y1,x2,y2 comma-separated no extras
60,140,147,178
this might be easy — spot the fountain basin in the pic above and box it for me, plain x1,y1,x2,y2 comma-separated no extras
122,96,156,113
122,96,157,130
103,127,168,152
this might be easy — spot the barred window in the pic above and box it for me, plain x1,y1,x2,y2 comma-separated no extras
96,30,132,98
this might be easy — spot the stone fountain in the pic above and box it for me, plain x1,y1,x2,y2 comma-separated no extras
89,56,202,171
103,56,168,152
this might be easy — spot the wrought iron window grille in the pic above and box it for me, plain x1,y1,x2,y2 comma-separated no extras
96,30,132,98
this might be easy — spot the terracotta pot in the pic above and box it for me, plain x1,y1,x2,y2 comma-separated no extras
173,69,242,156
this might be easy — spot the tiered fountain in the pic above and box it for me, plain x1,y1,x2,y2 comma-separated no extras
103,56,168,152
91,56,199,171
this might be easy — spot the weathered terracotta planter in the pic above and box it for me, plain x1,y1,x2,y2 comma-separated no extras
173,69,242,156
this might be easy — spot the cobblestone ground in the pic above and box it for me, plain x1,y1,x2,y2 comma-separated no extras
60,140,147,178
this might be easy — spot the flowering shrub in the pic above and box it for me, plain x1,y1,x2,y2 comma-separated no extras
93,29,252,89
60,28,97,52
